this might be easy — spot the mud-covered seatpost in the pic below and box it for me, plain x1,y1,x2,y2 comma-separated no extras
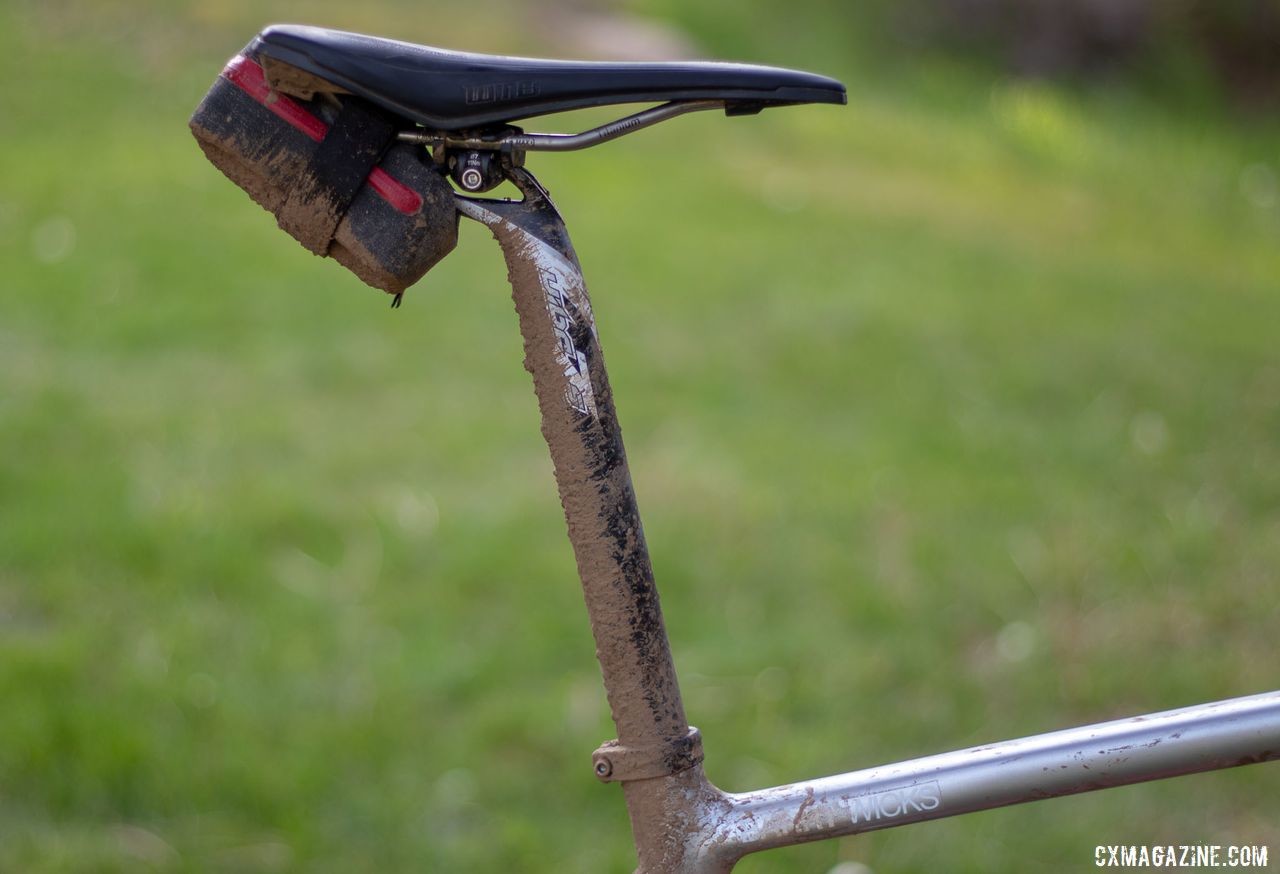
456,169,720,870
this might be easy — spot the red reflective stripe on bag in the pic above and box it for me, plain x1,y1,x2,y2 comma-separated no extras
221,55,424,216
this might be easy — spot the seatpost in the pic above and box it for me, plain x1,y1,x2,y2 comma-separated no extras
456,169,723,871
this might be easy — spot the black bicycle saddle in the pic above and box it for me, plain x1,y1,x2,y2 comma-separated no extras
253,24,847,131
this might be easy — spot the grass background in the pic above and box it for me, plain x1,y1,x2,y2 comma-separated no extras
1,1,1278,871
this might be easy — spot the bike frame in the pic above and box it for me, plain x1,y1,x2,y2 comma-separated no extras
457,168,1280,873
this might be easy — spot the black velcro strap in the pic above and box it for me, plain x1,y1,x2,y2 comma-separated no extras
277,97,398,255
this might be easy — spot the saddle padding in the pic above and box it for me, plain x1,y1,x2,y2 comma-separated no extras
254,24,848,131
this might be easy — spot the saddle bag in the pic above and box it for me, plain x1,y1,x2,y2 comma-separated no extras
189,46,458,296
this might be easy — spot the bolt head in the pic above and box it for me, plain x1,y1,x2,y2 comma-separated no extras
594,758,612,778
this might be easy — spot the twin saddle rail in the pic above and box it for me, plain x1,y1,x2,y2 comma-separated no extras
194,24,1280,872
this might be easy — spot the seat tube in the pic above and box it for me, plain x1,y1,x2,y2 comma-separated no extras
457,171,717,870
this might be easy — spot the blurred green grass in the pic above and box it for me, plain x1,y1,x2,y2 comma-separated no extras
1,1,1278,871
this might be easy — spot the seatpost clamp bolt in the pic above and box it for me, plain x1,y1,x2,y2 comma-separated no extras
590,727,703,783
460,167,484,190
452,150,502,192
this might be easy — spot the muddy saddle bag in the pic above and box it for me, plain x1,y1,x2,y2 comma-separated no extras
189,36,458,296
